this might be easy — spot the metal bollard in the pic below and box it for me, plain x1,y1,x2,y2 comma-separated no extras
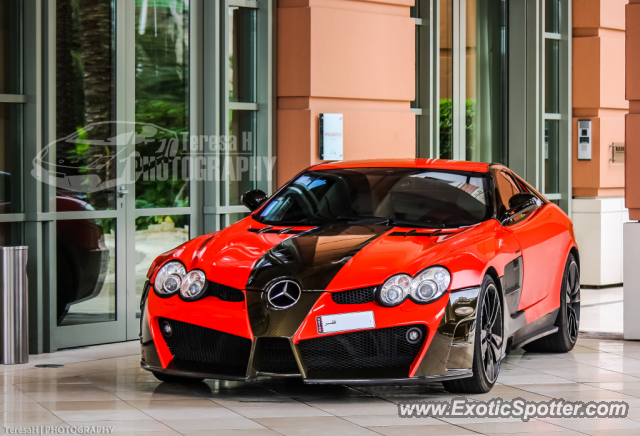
0,247,28,364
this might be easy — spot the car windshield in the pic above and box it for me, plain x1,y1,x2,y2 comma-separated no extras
256,167,492,228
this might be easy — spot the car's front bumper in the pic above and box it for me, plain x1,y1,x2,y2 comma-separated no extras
140,283,481,383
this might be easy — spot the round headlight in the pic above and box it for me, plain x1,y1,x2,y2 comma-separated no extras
180,269,207,301
410,266,451,303
379,274,412,307
154,261,186,296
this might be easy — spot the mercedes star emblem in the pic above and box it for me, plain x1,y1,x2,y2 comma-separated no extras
266,280,301,310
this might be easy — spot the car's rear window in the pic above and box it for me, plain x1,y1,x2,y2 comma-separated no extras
256,167,491,228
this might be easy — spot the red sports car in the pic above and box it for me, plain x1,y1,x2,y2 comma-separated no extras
140,159,580,393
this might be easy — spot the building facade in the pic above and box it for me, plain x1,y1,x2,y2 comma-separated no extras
0,0,625,352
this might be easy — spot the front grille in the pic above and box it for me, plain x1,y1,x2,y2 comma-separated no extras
257,337,300,374
298,325,427,374
332,287,377,304
208,282,244,302
160,318,251,375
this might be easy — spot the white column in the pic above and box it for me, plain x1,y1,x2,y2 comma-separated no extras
623,222,640,339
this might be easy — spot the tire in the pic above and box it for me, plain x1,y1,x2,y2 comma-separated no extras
152,372,204,384
523,254,580,353
443,275,504,394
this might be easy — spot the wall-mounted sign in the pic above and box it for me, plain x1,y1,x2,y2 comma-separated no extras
611,142,625,163
319,113,343,160
578,119,592,161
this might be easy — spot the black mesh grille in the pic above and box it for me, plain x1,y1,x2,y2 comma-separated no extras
298,325,427,373
332,287,377,304
160,318,251,375
257,337,300,374
208,282,244,302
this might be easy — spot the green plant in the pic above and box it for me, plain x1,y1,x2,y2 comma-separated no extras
438,99,476,159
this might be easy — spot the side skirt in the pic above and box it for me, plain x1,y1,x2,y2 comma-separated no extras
508,309,560,350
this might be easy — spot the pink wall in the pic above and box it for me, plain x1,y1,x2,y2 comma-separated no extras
277,0,416,186
572,0,628,198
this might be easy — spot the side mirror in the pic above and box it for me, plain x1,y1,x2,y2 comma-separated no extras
502,193,541,224
241,189,268,212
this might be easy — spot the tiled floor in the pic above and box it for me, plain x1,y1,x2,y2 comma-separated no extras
2,335,640,436
580,287,623,334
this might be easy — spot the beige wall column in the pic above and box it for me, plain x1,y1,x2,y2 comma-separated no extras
572,0,629,286
276,0,416,187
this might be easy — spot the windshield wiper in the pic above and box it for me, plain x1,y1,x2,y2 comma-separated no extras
386,218,447,229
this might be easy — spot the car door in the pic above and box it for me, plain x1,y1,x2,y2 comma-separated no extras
493,168,555,311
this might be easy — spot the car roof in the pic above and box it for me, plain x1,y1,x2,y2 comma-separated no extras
311,159,491,173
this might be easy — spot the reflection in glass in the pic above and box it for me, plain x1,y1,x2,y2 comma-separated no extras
0,222,22,246
545,120,560,193
545,0,560,34
439,0,453,159
545,39,560,114
466,0,507,163
229,7,257,103
135,0,190,209
57,218,116,326
0,1,22,94
227,110,257,206
0,104,22,214
134,215,189,314
224,213,249,228
55,0,116,211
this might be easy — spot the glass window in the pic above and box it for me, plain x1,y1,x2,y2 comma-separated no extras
0,222,22,246
223,213,249,228
226,110,257,205
229,7,257,103
545,120,560,193
0,1,22,94
494,170,524,217
439,0,454,159
135,0,190,209
257,168,491,229
545,39,560,114
57,218,116,326
545,0,561,34
466,0,507,164
0,103,22,213
134,215,189,316
54,0,116,211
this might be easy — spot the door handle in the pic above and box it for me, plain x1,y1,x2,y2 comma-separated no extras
118,186,129,198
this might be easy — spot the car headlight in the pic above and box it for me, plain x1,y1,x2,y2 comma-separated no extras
154,261,186,296
180,269,207,301
410,266,451,304
378,274,412,307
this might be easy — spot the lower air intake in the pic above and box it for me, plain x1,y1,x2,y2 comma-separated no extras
297,325,427,377
332,287,377,304
159,318,251,376
257,337,300,374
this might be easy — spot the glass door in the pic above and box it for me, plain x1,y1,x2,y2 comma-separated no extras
53,0,127,348
125,0,196,340
52,0,198,347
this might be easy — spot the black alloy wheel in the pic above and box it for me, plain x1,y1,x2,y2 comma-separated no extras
444,275,504,393
523,253,580,353
480,282,503,384
565,260,581,344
